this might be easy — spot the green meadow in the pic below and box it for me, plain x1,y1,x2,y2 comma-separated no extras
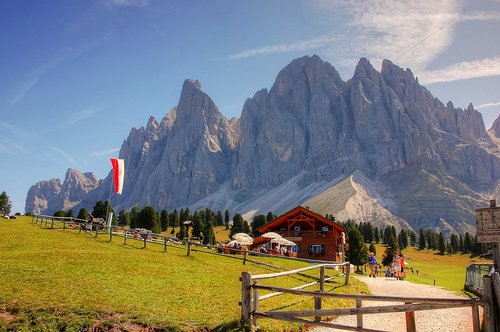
0,217,367,331
372,243,493,295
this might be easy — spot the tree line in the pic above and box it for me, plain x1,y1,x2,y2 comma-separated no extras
51,200,277,247
336,218,491,272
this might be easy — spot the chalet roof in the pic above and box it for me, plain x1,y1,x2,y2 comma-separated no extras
258,205,345,234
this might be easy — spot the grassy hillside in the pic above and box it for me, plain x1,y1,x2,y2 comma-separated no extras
0,217,366,331
371,243,492,295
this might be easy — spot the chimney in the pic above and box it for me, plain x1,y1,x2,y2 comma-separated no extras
490,199,496,208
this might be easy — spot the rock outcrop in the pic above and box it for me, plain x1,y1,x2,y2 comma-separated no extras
26,169,100,214
26,56,499,234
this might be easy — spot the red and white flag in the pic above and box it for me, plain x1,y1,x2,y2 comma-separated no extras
110,158,125,194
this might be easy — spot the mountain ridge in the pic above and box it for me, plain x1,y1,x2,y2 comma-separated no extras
26,55,499,235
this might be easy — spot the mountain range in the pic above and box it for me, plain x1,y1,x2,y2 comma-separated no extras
26,55,500,235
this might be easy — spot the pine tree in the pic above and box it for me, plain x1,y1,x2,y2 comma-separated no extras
54,210,65,218
400,229,408,249
224,209,230,230
418,228,426,250
368,242,376,256
160,210,168,231
171,209,179,227
374,227,380,243
77,208,90,221
0,191,12,216
438,232,446,255
382,235,399,266
450,233,459,254
130,206,141,228
463,232,472,253
118,209,130,226
266,211,276,223
230,213,247,239
346,227,368,273
216,210,223,226
251,215,266,237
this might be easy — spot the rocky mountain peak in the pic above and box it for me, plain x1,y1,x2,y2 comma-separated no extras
492,114,500,137
26,55,499,236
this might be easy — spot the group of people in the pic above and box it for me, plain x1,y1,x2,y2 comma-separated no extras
367,251,407,280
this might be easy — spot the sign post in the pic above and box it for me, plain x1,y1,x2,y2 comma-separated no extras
476,199,499,332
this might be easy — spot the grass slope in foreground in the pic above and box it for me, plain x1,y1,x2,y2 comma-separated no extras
0,217,367,331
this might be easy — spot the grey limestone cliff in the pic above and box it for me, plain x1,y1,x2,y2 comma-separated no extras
26,56,499,234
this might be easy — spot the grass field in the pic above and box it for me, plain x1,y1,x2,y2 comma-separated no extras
371,243,493,295
0,217,367,331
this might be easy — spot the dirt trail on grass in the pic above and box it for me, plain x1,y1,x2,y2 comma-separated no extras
315,275,476,332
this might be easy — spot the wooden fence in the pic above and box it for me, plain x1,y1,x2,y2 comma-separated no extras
240,266,489,332
31,214,345,267
465,263,494,295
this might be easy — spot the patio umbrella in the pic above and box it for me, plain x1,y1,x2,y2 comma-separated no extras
261,232,282,239
226,240,238,247
270,237,296,246
232,233,254,245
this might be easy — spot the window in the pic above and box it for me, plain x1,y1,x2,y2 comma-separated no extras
293,226,301,232
309,244,325,255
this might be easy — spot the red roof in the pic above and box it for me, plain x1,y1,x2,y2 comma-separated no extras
257,205,344,233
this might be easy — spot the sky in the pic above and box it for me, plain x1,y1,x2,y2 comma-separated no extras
1,0,499,214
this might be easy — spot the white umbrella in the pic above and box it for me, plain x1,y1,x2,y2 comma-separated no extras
270,237,296,246
232,233,254,245
261,231,282,239
226,240,238,247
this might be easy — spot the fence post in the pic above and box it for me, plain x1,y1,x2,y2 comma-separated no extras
472,303,480,332
314,291,322,322
356,299,363,329
109,227,113,242
243,250,248,265
63,220,66,230
483,275,495,332
252,280,259,329
345,263,350,285
164,237,167,252
320,266,325,292
187,242,191,256
405,302,416,332
124,231,127,245
143,234,147,249
95,226,99,238
240,271,252,329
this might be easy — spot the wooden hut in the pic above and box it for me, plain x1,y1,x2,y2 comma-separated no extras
256,205,345,262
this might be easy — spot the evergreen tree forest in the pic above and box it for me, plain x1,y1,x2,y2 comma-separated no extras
50,200,490,258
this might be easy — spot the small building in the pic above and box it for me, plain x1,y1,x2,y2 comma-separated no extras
256,205,345,262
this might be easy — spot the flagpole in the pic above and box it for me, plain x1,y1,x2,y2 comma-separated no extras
106,169,113,229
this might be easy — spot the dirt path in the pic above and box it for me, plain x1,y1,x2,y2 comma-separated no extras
314,275,475,332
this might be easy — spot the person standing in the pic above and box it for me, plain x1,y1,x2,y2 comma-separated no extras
399,253,405,280
368,252,377,277
393,252,401,280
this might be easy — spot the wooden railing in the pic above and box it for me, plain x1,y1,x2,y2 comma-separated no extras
240,266,489,332
465,263,494,295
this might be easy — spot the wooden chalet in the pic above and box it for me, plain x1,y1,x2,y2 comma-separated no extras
256,205,346,262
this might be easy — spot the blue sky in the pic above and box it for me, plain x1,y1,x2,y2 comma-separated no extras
1,0,499,214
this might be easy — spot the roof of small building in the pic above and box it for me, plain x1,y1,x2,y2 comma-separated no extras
257,205,345,233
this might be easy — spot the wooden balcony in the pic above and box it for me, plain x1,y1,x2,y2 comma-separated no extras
275,230,336,240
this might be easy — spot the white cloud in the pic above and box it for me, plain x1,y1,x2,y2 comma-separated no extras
57,107,104,129
228,35,342,59
419,57,500,84
48,146,78,166
10,37,109,105
89,148,120,157
476,102,500,110
229,0,500,83
0,139,39,158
